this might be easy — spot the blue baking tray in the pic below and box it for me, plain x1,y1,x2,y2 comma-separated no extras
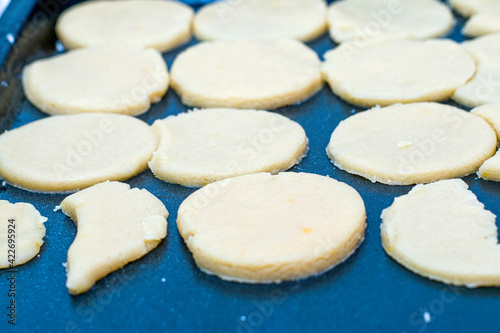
0,1,499,332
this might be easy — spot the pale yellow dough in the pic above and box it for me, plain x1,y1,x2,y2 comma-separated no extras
327,0,454,43
321,39,474,107
62,181,168,295
170,39,322,109
381,179,500,287
463,3,500,37
194,0,327,42
0,201,46,269
56,0,193,52
0,113,156,192
177,172,366,283
452,34,500,107
327,103,497,185
449,0,499,17
471,103,500,182
149,108,307,187
23,46,168,116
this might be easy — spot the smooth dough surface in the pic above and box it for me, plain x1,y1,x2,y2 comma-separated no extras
327,103,497,185
149,108,308,187
472,103,500,182
170,39,322,109
321,39,475,107
463,3,500,37
56,0,194,52
327,0,454,43
0,113,156,192
381,179,500,287
450,0,499,17
62,181,168,295
0,201,46,268
452,34,500,107
194,0,327,42
23,46,168,116
177,172,366,283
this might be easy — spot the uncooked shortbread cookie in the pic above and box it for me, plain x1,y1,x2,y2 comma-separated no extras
381,179,500,287
56,0,194,52
471,103,500,182
321,39,474,107
194,0,327,42
177,172,366,283
61,181,168,295
327,103,497,185
170,39,322,109
0,201,46,269
23,46,168,116
327,0,454,43
449,0,499,17
0,113,156,192
452,34,500,107
149,108,307,187
463,4,500,37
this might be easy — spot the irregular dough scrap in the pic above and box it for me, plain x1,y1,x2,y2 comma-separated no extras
463,4,500,37
194,0,327,42
321,39,475,107
23,46,168,116
381,179,500,287
452,34,500,107
327,0,454,43
56,0,194,52
327,103,497,185
0,201,46,268
472,103,500,182
149,108,308,187
61,181,168,295
449,0,499,17
177,172,366,283
0,113,156,192
170,39,322,109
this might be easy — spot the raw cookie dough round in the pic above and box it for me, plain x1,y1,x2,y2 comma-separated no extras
0,201,46,269
452,34,500,107
0,113,156,192
471,103,500,182
381,179,500,287
327,0,454,43
463,4,500,37
449,0,499,17
56,0,194,52
177,172,366,283
170,39,322,109
321,39,475,107
23,46,168,116
327,103,497,185
194,0,327,42
62,181,168,294
149,108,308,187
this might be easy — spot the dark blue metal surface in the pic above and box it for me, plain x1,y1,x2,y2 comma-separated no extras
1,1,499,332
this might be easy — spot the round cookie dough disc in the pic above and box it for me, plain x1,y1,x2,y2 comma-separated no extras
23,46,168,116
321,39,475,107
381,179,500,287
149,108,308,187
177,172,366,283
327,0,454,43
56,0,194,52
327,103,497,185
463,4,500,37
472,103,500,182
0,201,46,268
170,39,322,109
0,113,156,192
194,0,327,42
449,0,499,17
